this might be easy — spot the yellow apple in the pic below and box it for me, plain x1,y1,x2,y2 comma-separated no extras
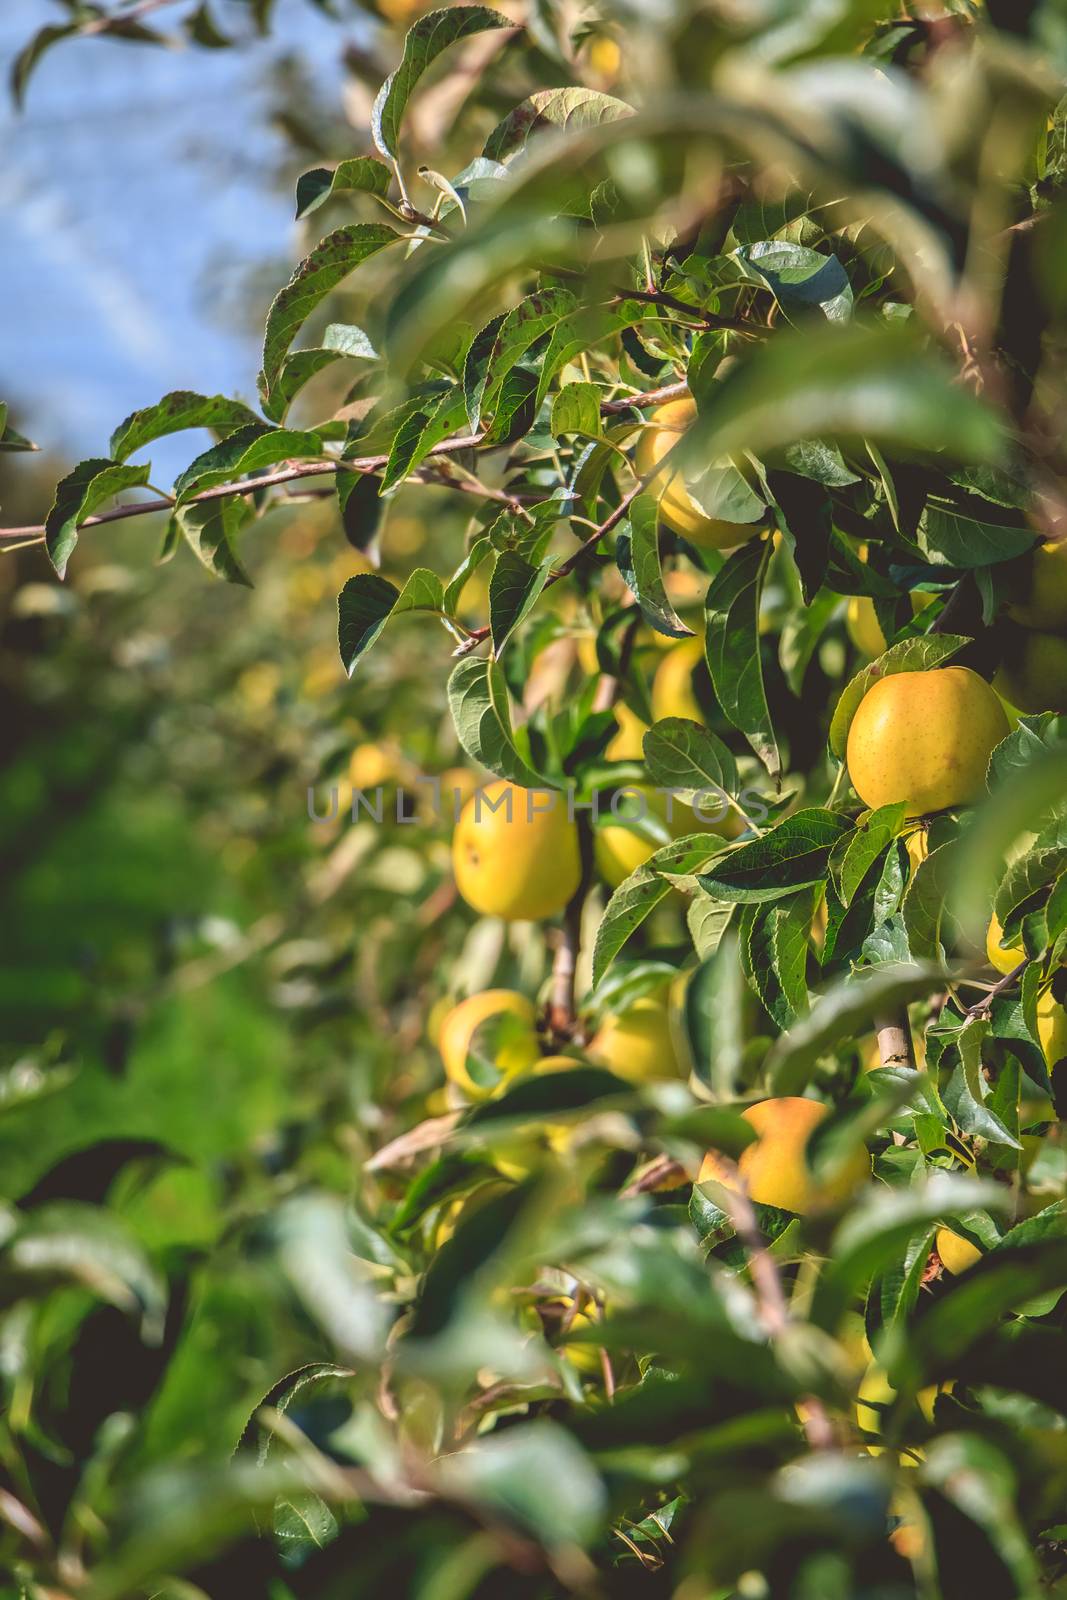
634,397,761,550
651,637,705,723
438,989,540,1100
846,667,1009,816
1006,539,1067,631
699,1097,870,1214
587,989,684,1083
453,780,582,921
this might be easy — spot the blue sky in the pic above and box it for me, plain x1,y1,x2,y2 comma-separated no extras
1,0,355,484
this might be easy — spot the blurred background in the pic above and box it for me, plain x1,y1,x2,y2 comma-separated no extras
0,2,495,1449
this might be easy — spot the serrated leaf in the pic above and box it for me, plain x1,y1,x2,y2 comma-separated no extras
943,1020,1022,1149
488,551,552,654
614,495,693,640
109,391,261,462
483,86,632,162
265,325,378,424
900,841,957,961
698,809,851,904
534,302,648,410
175,496,254,586
551,381,600,439
704,537,779,777
736,240,852,323
591,833,729,985
478,288,577,426
746,896,812,1030
917,494,1036,569
836,804,906,906
174,427,325,502
828,634,971,759
642,718,738,807
781,439,859,486
380,385,467,493
295,157,392,220
337,569,444,675
259,224,397,402
447,658,546,788
45,459,151,578
372,7,514,162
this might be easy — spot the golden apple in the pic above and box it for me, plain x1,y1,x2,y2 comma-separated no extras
699,1097,870,1214
651,636,705,723
936,1227,982,1275
593,784,740,889
856,1359,936,1463
453,780,582,921
588,989,684,1083
1006,539,1067,631
1038,986,1067,1069
985,911,1023,976
846,593,934,658
605,702,649,761
634,397,760,550
846,667,1009,816
438,989,540,1100
994,628,1067,714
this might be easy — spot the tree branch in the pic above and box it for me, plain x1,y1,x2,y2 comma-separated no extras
547,815,594,1041
875,1010,914,1069
964,956,1029,1019
0,381,692,547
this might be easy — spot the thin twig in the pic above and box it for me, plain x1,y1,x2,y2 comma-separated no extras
547,816,594,1040
964,956,1029,1019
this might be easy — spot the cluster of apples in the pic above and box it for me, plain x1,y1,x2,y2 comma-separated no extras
428,395,1064,1288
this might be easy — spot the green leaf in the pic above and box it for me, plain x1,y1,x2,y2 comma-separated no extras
259,224,398,403
11,22,80,109
902,841,957,960
642,718,738,807
174,496,254,586
780,439,859,487
836,804,906,906
488,551,552,655
942,1019,1023,1148
109,391,261,462
174,427,325,501
337,569,445,675
685,459,766,525
45,459,152,578
447,657,546,788
917,494,1036,569
685,930,745,1099
264,325,378,425
534,302,648,409
698,809,852,905
295,157,393,220
768,961,948,1094
737,240,852,323
477,288,577,427
372,6,514,162
380,385,467,493
483,86,633,162
745,895,812,1030
811,1172,1008,1331
0,404,38,452
550,381,600,438
704,537,779,777
827,634,971,759
614,495,693,640
591,834,730,985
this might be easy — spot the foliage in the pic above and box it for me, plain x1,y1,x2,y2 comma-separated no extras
4,1,1067,1597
